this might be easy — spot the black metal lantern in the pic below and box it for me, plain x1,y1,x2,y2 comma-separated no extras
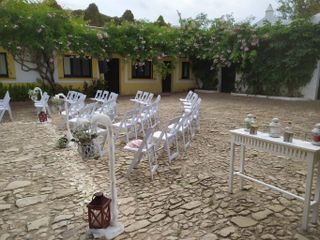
87,192,111,229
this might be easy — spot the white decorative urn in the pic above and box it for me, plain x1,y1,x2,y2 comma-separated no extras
269,118,281,138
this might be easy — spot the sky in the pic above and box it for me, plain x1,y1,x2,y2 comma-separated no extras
57,0,280,25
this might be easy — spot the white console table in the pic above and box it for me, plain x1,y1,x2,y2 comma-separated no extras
228,128,320,231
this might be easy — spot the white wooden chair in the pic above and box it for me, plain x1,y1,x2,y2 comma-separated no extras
97,90,109,103
153,117,180,163
66,91,78,104
96,99,117,121
61,93,86,119
90,90,103,101
68,102,98,126
146,93,154,105
107,92,118,102
141,92,149,103
135,90,143,100
0,91,13,122
112,109,139,143
168,113,193,151
179,90,193,103
34,92,50,115
137,104,153,135
182,92,198,109
150,95,161,128
184,97,201,133
124,128,158,180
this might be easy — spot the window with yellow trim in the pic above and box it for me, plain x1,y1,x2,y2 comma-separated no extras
181,62,190,79
0,53,8,77
132,61,152,79
63,55,92,78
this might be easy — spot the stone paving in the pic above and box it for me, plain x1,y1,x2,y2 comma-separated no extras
0,93,320,240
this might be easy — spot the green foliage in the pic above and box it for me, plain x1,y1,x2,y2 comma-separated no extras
56,136,68,149
0,81,80,101
192,60,218,90
241,19,320,96
278,0,320,19
72,124,97,144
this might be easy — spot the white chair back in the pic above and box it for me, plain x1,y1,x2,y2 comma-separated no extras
146,93,154,104
141,92,149,103
135,90,143,100
0,91,13,122
100,91,109,101
94,90,103,100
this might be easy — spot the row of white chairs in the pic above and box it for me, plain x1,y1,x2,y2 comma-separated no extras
0,91,13,122
91,90,118,103
123,90,201,180
113,93,160,143
67,90,118,127
130,90,154,106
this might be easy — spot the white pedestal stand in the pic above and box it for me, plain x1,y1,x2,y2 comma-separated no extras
88,114,125,239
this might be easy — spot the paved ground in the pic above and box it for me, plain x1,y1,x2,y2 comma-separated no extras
0,93,320,240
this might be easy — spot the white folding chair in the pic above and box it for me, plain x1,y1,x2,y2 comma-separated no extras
91,90,103,101
153,117,180,163
34,92,50,115
66,91,78,104
124,128,158,180
0,91,13,122
184,98,201,133
68,102,98,126
151,95,161,127
98,90,109,103
112,109,139,143
107,92,118,102
135,90,143,100
137,104,153,135
146,93,154,105
141,92,149,103
96,99,117,121
168,113,193,151
61,93,86,119
179,90,193,102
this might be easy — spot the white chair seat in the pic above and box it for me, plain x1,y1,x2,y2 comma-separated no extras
153,131,173,140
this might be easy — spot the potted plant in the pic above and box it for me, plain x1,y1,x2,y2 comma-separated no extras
56,136,69,149
50,95,64,113
72,124,99,159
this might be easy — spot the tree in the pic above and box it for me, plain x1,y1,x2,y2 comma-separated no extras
0,0,110,90
155,15,168,26
84,3,104,26
43,0,62,10
278,0,320,19
121,10,134,22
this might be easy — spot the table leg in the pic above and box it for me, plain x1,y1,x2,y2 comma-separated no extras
228,141,236,193
239,145,245,190
302,154,315,231
311,159,320,224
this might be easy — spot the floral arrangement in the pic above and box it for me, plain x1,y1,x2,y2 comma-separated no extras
56,136,68,149
72,124,97,144
28,89,40,102
50,95,64,106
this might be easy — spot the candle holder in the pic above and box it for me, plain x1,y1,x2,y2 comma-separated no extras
250,125,258,135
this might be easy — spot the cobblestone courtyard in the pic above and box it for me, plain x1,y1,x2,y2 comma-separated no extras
0,93,320,240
